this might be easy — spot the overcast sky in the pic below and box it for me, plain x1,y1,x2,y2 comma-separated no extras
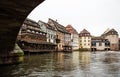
28,0,120,36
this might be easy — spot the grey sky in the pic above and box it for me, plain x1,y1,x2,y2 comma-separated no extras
28,0,120,36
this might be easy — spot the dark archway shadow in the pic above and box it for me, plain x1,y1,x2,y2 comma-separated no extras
0,0,44,53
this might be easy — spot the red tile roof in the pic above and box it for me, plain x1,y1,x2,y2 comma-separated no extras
66,24,78,34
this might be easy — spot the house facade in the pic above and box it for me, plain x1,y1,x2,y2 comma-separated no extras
79,29,91,50
18,18,47,42
91,37,110,51
63,28,72,52
66,25,79,50
38,20,57,44
46,24,57,44
48,18,65,51
38,20,47,33
17,18,56,53
101,29,119,51
48,18,72,51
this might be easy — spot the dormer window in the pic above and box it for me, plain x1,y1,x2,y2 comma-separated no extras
27,29,31,32
32,31,35,33
112,32,114,34
36,32,39,34
40,32,42,34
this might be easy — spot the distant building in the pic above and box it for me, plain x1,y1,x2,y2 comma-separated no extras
101,29,119,51
91,37,110,51
66,25,79,50
48,18,72,51
38,20,57,44
79,29,91,50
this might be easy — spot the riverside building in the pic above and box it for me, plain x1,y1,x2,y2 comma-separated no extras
79,29,91,50
17,18,56,53
38,20,57,44
48,18,72,52
101,28,119,51
91,37,110,51
66,25,79,50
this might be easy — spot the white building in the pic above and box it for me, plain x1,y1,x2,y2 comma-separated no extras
79,29,91,50
64,33,71,45
91,37,110,51
38,20,57,44
66,25,79,50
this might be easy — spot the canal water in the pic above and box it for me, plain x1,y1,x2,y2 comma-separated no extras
0,51,120,77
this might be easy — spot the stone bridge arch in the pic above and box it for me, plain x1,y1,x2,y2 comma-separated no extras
0,0,44,53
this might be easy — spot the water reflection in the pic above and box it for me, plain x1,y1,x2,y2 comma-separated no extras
79,52,91,70
0,51,120,77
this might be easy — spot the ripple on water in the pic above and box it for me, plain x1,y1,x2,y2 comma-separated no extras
1,51,120,77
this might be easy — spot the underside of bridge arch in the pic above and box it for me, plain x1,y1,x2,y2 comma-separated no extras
0,0,44,53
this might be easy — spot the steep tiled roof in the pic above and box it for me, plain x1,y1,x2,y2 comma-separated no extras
46,24,56,31
109,28,117,32
66,24,78,34
25,18,40,28
80,29,90,34
48,18,70,34
103,28,110,35
101,28,118,36
79,29,91,37
38,20,56,31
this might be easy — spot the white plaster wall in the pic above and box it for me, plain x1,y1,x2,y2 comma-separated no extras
80,36,91,49
72,34,79,50
96,43,105,50
46,28,56,44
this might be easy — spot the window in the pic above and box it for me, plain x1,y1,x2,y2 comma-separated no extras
105,42,110,46
84,40,86,42
99,42,102,46
40,32,42,34
32,31,35,33
59,44,61,47
27,29,31,32
43,33,45,35
36,32,39,34
112,32,114,34
84,44,86,46
92,42,96,46
80,40,82,42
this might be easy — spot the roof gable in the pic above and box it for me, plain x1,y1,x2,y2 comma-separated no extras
66,24,78,34
80,29,90,34
48,18,70,33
